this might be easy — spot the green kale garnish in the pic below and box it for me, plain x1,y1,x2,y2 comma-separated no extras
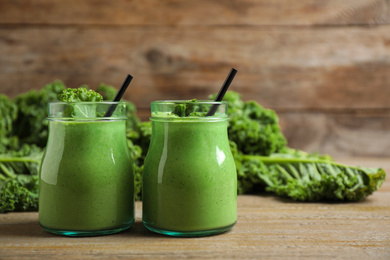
58,87,103,102
58,87,103,118
172,99,209,117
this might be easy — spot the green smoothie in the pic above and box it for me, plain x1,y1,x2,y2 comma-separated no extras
142,101,237,236
39,118,134,236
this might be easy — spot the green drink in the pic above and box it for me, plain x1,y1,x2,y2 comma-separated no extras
142,101,237,237
39,102,134,236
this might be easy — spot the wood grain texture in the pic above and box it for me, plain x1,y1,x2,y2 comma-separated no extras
1,0,389,25
1,26,389,110
279,112,390,157
0,157,389,259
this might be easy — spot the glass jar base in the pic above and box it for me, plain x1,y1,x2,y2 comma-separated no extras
40,219,134,237
143,222,236,237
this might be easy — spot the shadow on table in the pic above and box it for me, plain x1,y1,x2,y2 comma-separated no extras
0,219,157,238
247,190,377,205
120,220,157,238
0,221,52,238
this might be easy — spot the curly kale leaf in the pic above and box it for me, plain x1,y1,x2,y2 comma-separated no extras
128,121,152,168
126,121,152,201
210,91,287,156
0,95,17,137
134,121,152,160
58,87,103,102
58,87,103,118
0,146,43,179
81,84,140,129
13,80,66,147
0,94,19,153
171,99,209,117
134,164,144,201
0,146,42,213
237,150,386,201
222,91,386,201
125,101,141,134
229,141,264,194
0,175,39,213
96,83,118,101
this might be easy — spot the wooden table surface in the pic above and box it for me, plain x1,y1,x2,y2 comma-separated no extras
1,157,389,259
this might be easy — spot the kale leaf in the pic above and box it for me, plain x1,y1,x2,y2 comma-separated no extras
13,80,66,148
172,99,209,117
0,147,43,213
211,91,287,156
0,94,19,153
58,87,103,118
96,83,118,101
235,149,386,201
58,87,103,102
0,175,39,213
127,121,152,200
220,91,385,201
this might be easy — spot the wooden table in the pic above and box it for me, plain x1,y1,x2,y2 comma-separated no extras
1,158,389,259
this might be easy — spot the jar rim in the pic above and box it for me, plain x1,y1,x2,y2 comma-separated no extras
151,100,227,105
150,100,228,119
47,101,128,120
48,101,126,105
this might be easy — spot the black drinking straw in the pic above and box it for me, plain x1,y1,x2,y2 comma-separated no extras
104,74,133,117
206,68,237,116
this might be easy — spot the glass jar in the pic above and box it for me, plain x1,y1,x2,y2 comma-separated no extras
142,100,237,237
39,102,134,236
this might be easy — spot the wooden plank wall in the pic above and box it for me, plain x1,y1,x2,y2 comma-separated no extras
1,0,390,157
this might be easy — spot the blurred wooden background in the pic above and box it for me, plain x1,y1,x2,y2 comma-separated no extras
1,0,390,157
